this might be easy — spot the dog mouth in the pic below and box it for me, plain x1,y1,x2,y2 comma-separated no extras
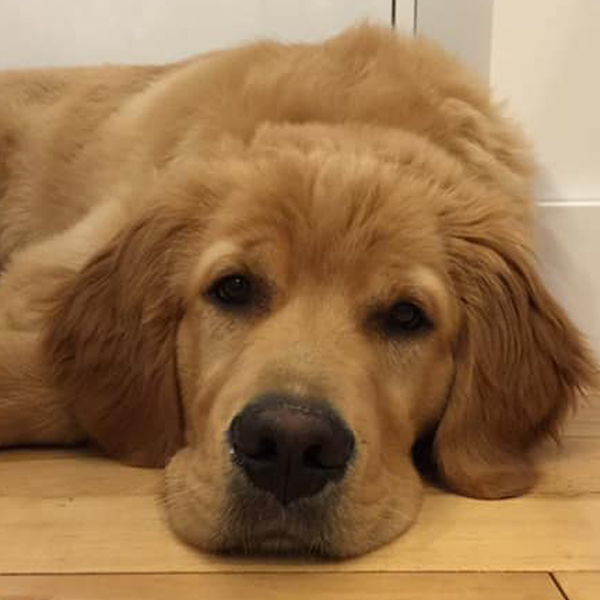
218,468,343,556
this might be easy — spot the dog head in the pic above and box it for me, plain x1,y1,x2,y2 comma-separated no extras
44,123,595,556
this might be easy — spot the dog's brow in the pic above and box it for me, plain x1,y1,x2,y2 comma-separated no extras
199,241,240,271
188,240,242,295
410,267,457,334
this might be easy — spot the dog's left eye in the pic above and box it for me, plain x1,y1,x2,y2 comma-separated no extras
384,301,430,335
208,274,254,308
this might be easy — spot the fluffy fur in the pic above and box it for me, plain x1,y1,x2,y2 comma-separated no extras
0,24,596,556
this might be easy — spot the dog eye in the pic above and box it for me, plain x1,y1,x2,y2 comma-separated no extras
385,301,430,335
208,274,254,308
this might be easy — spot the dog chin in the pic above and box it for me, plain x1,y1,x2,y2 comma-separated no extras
165,457,342,556
166,473,414,559
165,451,418,558
216,471,344,556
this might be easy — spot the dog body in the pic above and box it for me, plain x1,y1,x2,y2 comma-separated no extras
0,25,594,556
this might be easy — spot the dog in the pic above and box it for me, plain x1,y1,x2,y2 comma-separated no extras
0,24,596,557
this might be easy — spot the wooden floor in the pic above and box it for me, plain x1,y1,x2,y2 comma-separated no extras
1,401,598,599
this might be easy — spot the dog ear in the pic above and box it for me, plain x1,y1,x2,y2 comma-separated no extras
43,208,191,467
434,211,597,499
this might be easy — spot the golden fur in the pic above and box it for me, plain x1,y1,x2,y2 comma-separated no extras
0,25,596,556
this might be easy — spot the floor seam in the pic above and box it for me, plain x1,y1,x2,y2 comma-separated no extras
550,572,571,600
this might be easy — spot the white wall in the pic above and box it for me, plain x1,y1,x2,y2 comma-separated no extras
489,0,600,353
416,0,493,82
490,0,600,202
0,0,407,68
537,205,600,353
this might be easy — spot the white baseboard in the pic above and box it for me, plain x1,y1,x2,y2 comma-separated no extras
536,203,600,355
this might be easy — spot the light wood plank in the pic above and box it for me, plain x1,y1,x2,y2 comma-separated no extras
1,431,599,575
564,398,600,438
0,448,159,497
2,435,598,501
554,572,600,600
0,573,564,600
1,408,598,577
534,436,600,495
1,485,598,573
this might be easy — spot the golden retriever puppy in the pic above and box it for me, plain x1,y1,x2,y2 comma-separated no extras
0,24,595,557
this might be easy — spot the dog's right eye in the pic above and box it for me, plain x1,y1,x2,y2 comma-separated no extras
378,300,432,338
208,274,254,309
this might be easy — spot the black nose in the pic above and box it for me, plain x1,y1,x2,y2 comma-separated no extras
229,396,355,506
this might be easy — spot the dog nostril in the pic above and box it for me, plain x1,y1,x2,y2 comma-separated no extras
303,435,355,470
253,435,278,461
303,444,324,469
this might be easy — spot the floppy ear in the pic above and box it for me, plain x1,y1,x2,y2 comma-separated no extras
43,209,190,467
435,217,597,499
